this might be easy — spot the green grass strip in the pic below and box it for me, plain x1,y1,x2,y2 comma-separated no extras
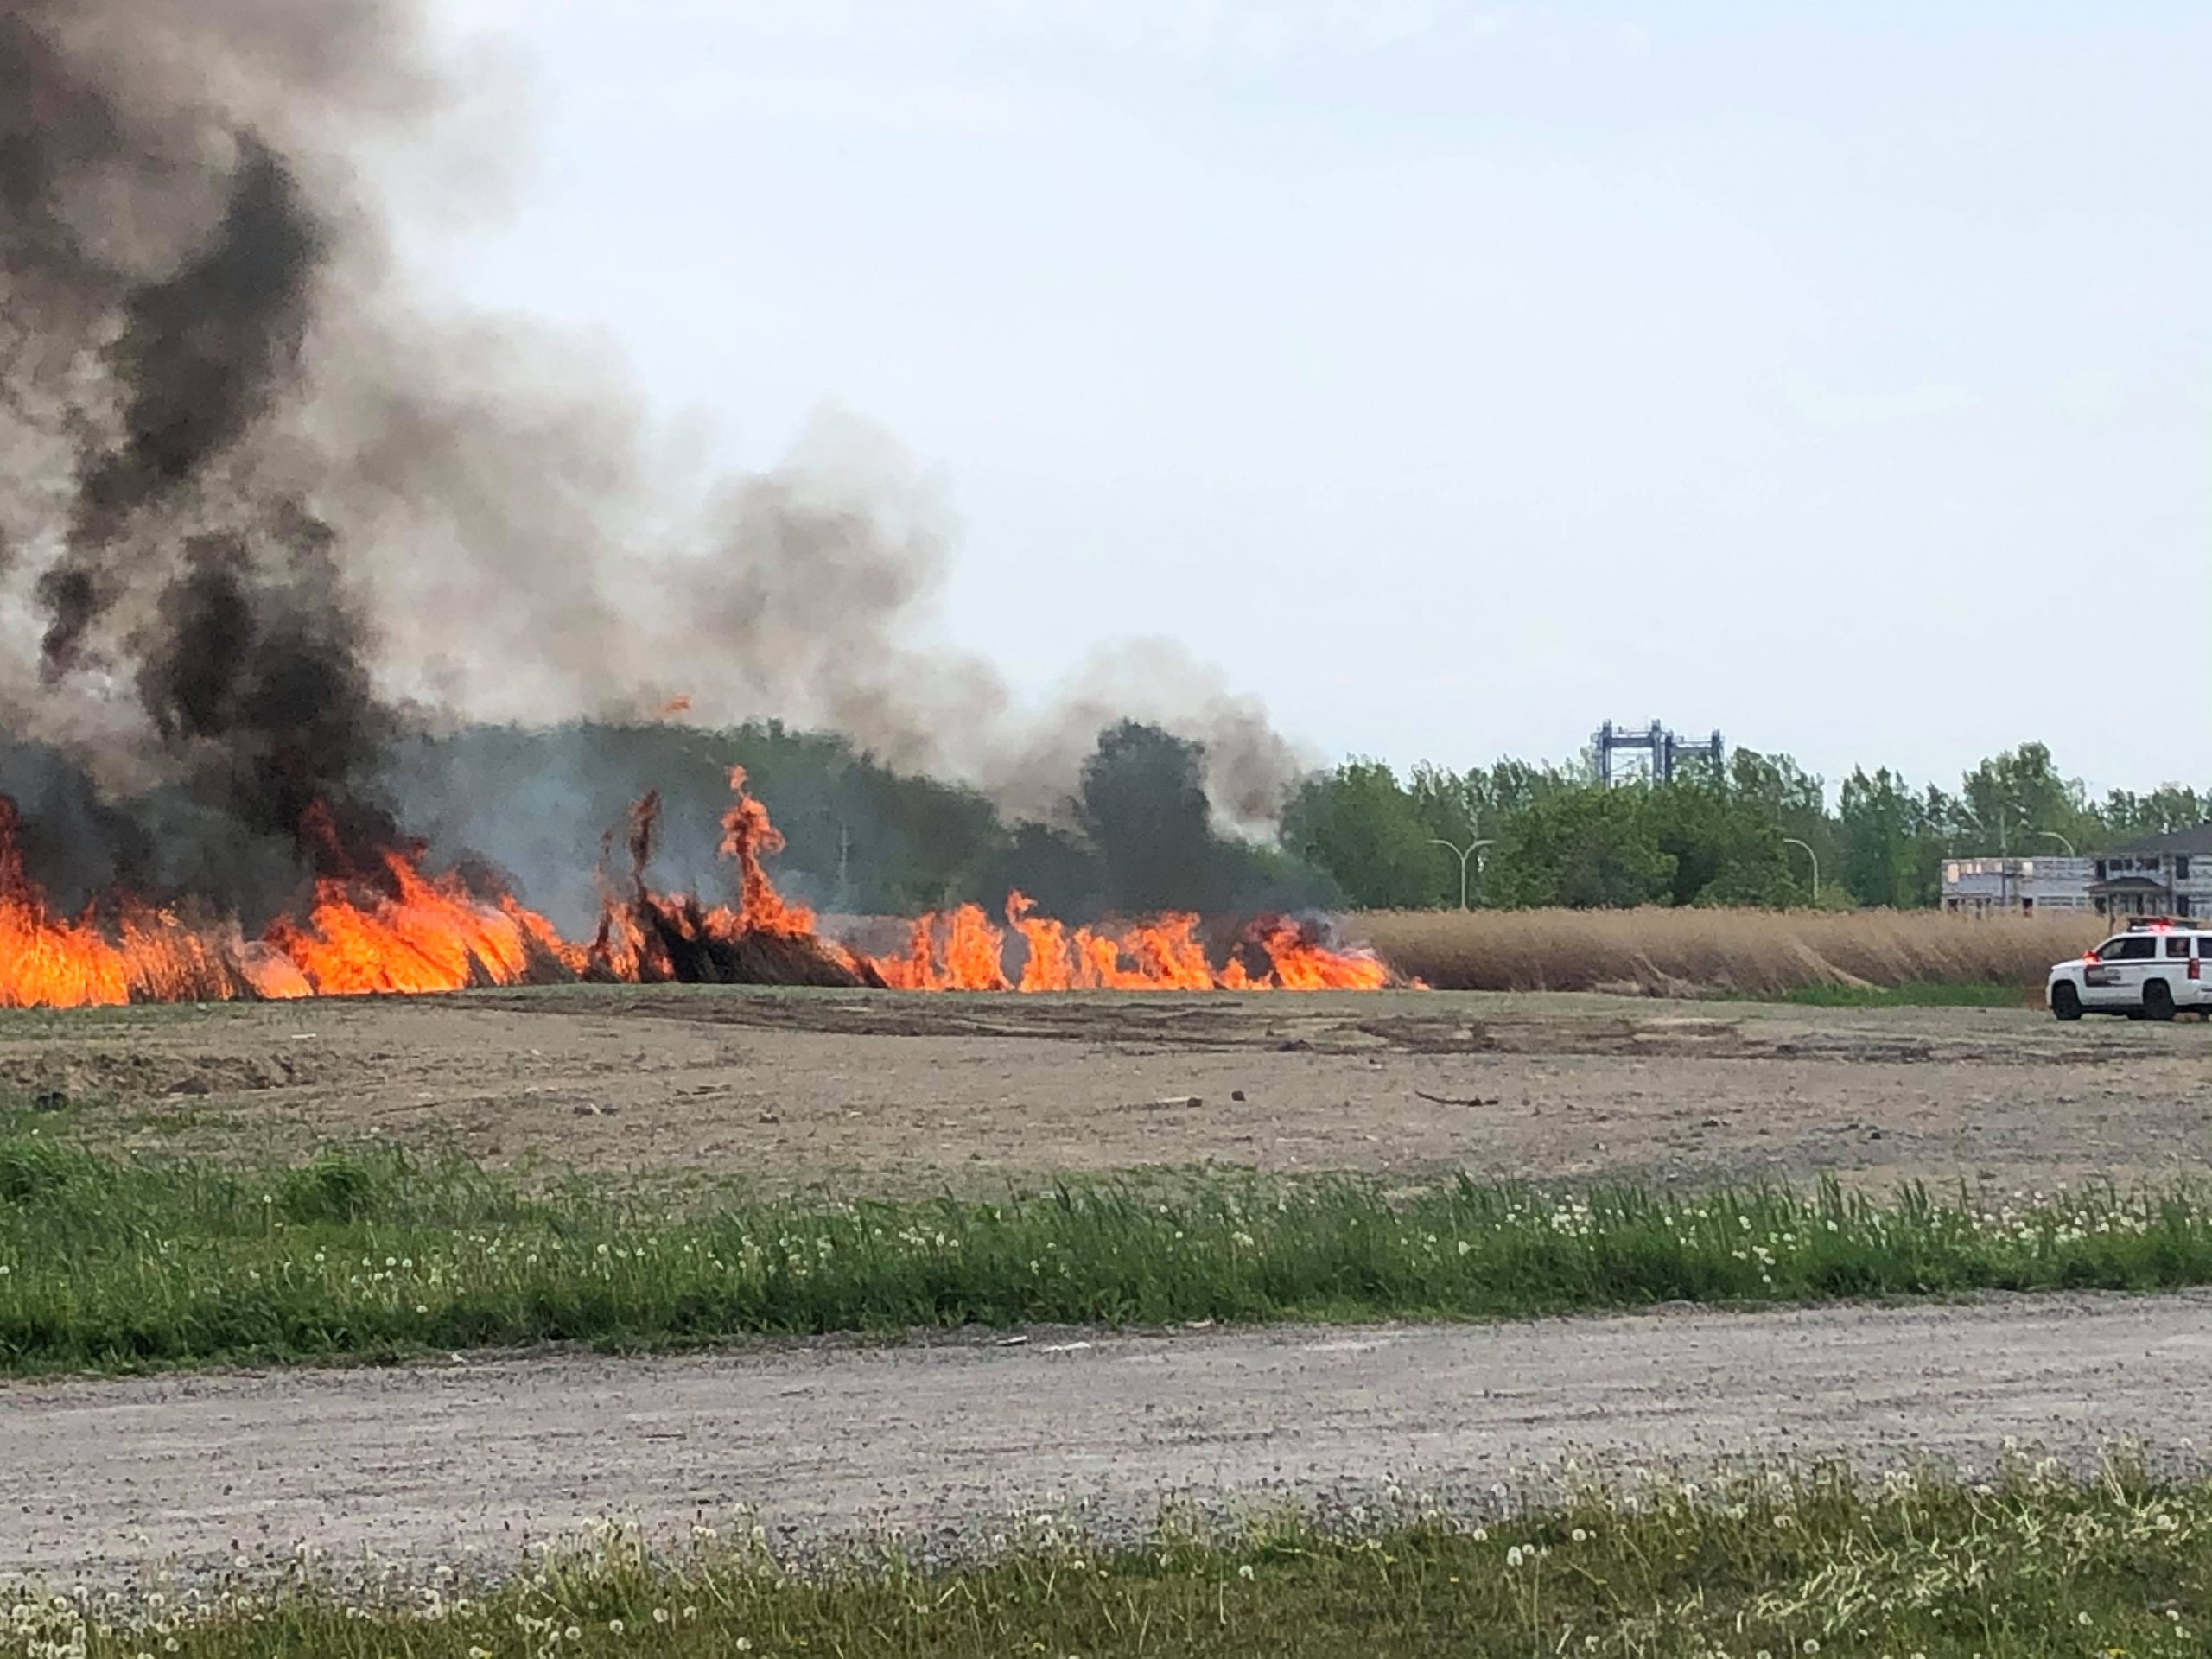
7,1458,2209,1656
2,1137,2209,1374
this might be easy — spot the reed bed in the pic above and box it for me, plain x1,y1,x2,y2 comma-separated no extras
1353,907,2107,997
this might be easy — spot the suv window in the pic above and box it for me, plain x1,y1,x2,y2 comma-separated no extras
2106,937,2158,961
2167,937,2194,958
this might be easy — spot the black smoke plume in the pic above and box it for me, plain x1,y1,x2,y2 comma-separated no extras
0,0,1308,922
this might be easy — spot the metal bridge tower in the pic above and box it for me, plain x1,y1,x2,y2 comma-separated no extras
1592,721,1725,786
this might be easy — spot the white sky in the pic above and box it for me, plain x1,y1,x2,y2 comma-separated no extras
421,2,2209,798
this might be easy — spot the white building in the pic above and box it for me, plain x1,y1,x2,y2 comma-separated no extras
1940,825,2212,919
2089,825,2212,920
1941,856,2094,917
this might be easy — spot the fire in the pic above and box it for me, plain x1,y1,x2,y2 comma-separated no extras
0,798,245,1007
863,889,1392,994
720,768,818,938
0,772,1402,1007
581,772,868,988
261,801,564,996
263,855,543,995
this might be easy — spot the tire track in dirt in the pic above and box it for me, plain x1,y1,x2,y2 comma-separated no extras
7,1291,2212,1585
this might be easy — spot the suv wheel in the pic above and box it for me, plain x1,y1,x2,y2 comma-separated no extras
2145,980,2177,1021
2050,982,2083,1022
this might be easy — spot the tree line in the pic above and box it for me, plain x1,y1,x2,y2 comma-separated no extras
1281,743,2209,911
394,718,1326,928
392,724,2207,921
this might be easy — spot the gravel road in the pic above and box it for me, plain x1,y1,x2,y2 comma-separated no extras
9,1292,2212,1586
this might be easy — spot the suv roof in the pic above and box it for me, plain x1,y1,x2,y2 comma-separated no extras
2122,918,2207,931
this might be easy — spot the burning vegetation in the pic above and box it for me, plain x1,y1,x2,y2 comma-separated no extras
0,770,1395,1008
0,1,1357,1005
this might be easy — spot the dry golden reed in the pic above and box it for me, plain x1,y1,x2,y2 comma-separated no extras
1353,907,2107,997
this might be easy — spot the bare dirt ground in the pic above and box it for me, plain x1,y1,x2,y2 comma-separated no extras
6,1292,2210,1585
3,987,2209,1193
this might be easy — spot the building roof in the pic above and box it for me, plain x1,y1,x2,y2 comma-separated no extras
2093,875,2172,893
2107,823,2212,859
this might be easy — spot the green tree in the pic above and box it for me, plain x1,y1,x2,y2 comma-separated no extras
1406,762,1481,845
1959,741,2099,855
2099,785,2209,842
1486,785,1674,908
1076,721,1224,914
1281,760,1442,908
1643,779,1797,906
1400,759,1580,904
1838,767,1927,907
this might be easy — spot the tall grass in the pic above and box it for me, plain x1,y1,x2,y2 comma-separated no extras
1356,906,2105,996
5,1139,2212,1374
6,1458,2207,1657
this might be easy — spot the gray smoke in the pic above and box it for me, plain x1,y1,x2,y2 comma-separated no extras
0,0,431,877
0,0,1307,908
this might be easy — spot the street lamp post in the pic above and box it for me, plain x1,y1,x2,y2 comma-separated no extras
1429,837,1495,911
1782,836,1820,905
2038,830,2076,856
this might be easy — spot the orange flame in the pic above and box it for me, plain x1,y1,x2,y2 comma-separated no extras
855,887,1393,993
0,798,247,1007
0,800,129,1007
259,802,561,996
721,766,817,938
0,773,1400,1007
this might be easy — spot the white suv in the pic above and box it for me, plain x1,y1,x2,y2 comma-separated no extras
2047,920,2212,1021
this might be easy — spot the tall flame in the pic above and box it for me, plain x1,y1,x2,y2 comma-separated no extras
0,772,1400,1007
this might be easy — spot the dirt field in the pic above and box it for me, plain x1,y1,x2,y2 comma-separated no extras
11,988,2212,1592
4,986,2209,1193
7,1291,2209,1584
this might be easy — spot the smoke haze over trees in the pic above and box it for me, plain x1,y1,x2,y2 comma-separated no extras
393,726,2209,925
380,716,1324,936
0,0,1306,919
